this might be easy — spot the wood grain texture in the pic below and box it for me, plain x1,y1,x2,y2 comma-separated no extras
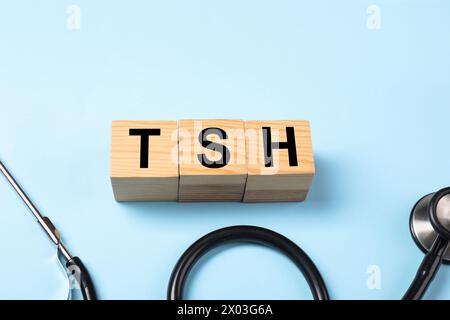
110,119,315,202
243,120,315,202
110,120,179,201
178,119,247,201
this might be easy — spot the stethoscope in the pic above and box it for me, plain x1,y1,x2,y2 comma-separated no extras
1,160,450,300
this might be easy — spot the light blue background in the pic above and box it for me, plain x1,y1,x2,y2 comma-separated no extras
0,0,449,300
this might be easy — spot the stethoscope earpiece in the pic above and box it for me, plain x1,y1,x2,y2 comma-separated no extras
410,188,450,264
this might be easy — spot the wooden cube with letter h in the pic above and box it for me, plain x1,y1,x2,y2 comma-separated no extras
243,120,315,202
178,119,247,201
110,120,179,201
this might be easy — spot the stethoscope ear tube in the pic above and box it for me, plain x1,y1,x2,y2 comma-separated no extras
402,236,449,300
167,225,329,300
0,160,98,300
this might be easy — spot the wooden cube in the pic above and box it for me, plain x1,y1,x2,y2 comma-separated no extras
178,119,247,201
110,120,179,201
243,120,315,202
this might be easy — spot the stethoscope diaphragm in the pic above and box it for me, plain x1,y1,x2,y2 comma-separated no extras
410,188,450,264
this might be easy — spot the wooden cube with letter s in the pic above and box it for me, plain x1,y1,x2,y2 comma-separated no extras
110,120,179,201
178,119,247,201
243,120,315,202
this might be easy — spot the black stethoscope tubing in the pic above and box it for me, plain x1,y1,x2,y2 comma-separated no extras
167,225,329,300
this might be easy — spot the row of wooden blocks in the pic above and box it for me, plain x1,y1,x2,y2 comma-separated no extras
110,120,315,202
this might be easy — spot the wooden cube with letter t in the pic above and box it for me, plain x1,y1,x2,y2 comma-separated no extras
243,120,315,202
110,120,179,201
178,119,247,201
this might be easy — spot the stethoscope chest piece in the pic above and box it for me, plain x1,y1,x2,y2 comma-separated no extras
410,189,450,264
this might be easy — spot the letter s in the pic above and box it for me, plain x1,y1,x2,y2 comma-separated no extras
197,127,230,169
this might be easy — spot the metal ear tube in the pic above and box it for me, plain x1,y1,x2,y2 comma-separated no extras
0,161,97,300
